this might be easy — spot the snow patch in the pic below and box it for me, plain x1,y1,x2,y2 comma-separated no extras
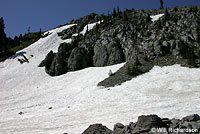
80,21,102,35
44,24,77,35
150,14,164,22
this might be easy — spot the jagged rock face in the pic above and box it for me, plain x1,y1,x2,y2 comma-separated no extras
54,52,68,76
93,38,125,67
93,45,108,67
182,114,200,122
45,52,68,76
39,43,93,76
40,6,200,78
113,123,126,134
113,115,166,134
171,40,188,56
133,115,165,133
57,25,77,40
38,51,63,76
58,42,75,58
82,124,113,134
69,13,102,33
38,50,55,68
68,47,92,71
39,43,73,76
94,114,200,134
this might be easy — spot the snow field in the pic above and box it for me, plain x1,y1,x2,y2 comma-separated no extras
0,19,200,134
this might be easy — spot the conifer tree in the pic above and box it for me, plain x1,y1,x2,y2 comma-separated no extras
28,26,30,34
160,0,164,9
13,36,20,46
117,6,120,15
19,34,23,41
108,11,110,17
106,11,111,22
113,8,117,17
164,9,170,20
39,28,42,34
0,17,7,51
38,28,42,38
146,14,151,22
0,17,5,35
122,12,128,21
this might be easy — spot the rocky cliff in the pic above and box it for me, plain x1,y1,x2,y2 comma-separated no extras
39,6,200,87
82,114,200,134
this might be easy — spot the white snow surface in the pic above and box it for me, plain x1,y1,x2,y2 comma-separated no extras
80,21,101,35
0,23,200,134
150,13,164,22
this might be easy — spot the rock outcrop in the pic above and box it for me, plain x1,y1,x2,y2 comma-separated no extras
68,47,92,71
39,6,200,87
93,38,125,67
82,114,200,134
82,124,113,134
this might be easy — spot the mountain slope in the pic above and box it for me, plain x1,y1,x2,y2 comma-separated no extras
39,6,200,88
0,7,200,134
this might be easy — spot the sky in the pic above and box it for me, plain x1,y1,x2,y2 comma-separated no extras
0,0,200,38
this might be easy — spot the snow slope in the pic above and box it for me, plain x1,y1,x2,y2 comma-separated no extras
0,22,200,134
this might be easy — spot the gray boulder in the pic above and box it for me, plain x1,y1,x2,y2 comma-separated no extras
169,119,181,129
38,51,64,76
82,124,113,134
58,25,77,40
113,123,125,134
39,46,70,76
172,40,188,56
154,40,163,56
93,38,125,67
39,51,55,68
54,52,68,76
58,42,75,58
180,121,200,131
48,56,56,76
132,115,165,133
68,47,92,71
182,114,200,122
93,45,108,67
47,52,68,76
113,122,137,134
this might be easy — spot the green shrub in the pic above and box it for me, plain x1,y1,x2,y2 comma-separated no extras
122,12,128,21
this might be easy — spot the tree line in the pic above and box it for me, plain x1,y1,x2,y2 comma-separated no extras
0,17,42,61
